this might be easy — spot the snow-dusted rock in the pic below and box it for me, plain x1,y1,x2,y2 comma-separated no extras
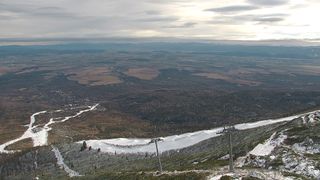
292,138,320,154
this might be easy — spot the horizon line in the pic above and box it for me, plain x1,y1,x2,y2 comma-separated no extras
0,37,320,47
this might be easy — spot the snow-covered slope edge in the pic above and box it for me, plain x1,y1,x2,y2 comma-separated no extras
79,110,320,154
0,104,99,153
232,111,320,179
51,145,82,177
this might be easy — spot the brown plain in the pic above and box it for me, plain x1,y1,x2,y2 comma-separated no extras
66,67,122,86
194,72,260,86
125,68,159,80
0,67,13,76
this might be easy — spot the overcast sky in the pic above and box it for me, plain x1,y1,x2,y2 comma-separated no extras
0,0,319,41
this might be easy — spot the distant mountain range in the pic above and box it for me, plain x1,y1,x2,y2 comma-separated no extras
1,41,320,59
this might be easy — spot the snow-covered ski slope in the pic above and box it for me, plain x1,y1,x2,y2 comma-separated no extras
81,110,319,154
249,131,287,156
0,104,99,153
52,145,82,177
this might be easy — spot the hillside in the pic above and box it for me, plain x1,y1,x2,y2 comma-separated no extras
1,108,319,180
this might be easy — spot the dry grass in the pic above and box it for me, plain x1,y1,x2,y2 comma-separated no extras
0,66,13,76
0,123,27,144
6,138,33,151
59,111,153,140
194,72,260,86
125,68,159,80
295,65,320,75
227,68,271,76
66,67,122,86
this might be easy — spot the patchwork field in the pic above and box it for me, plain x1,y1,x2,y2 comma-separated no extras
0,43,320,157
66,67,122,86
193,72,260,86
124,68,160,80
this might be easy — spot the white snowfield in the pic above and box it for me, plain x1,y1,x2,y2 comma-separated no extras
51,145,82,177
303,112,320,124
0,104,99,153
249,131,287,157
81,110,319,154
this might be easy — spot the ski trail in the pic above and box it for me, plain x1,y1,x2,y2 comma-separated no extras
51,145,82,177
0,104,99,153
82,110,319,154
0,111,47,153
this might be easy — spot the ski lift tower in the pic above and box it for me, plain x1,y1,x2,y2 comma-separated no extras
217,125,238,172
149,138,164,173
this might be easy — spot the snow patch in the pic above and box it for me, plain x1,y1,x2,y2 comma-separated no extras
218,154,230,160
0,111,46,153
208,173,236,180
282,151,320,179
0,104,99,153
80,110,320,154
51,145,82,177
209,174,223,180
249,132,287,157
292,138,320,154
83,128,224,154
303,112,320,124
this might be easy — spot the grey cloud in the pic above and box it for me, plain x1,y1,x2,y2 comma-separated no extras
164,22,197,28
0,2,32,13
31,7,76,18
0,2,118,36
181,22,197,27
241,14,287,23
1,3,104,23
251,14,288,23
0,3,76,19
0,14,17,21
146,0,186,4
253,17,284,22
205,5,259,13
145,10,161,15
138,16,179,22
209,14,287,25
0,0,317,40
247,0,289,6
